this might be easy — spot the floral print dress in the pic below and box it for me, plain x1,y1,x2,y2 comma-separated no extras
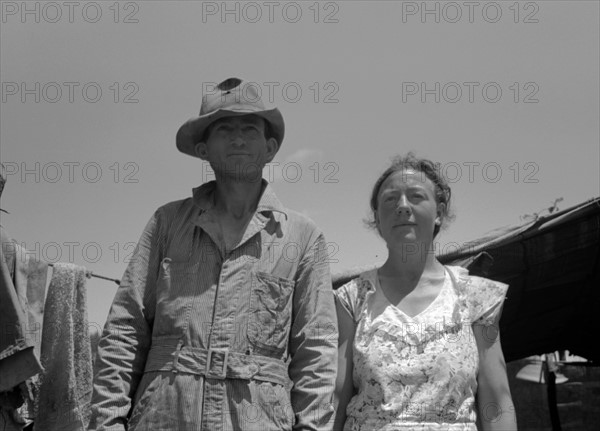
334,265,508,431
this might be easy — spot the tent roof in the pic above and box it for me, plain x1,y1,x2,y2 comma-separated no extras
332,197,600,362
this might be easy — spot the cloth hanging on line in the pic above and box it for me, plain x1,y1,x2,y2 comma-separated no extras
36,262,93,431
1,167,102,430
0,234,44,392
0,226,48,430
48,264,120,286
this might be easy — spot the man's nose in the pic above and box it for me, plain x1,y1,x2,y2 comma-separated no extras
230,128,246,145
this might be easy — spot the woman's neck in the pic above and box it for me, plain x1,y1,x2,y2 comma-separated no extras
381,241,444,280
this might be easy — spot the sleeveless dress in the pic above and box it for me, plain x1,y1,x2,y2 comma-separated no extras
334,265,508,431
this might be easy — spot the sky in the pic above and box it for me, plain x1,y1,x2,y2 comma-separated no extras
1,0,599,328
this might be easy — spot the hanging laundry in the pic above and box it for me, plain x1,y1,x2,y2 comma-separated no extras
1,171,99,430
1,171,48,430
0,229,43,392
0,171,34,392
0,236,44,431
36,262,92,431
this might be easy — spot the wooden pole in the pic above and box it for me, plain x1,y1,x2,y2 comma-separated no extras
544,354,562,431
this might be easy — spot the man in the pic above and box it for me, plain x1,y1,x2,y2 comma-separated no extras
89,78,338,431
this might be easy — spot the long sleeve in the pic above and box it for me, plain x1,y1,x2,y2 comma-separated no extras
88,212,162,431
288,232,338,431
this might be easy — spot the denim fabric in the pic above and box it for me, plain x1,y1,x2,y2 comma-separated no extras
90,181,338,431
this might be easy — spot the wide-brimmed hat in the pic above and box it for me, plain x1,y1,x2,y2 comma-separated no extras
176,78,285,158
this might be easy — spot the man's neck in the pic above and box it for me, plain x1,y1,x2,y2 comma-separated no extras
213,178,264,219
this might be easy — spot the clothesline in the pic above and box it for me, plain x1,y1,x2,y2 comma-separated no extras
48,263,121,285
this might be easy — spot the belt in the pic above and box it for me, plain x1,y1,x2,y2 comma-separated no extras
144,339,292,387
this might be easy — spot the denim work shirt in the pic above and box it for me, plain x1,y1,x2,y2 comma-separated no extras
89,181,338,431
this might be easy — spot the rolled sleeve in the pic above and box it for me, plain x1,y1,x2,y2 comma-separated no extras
89,213,160,431
288,232,338,431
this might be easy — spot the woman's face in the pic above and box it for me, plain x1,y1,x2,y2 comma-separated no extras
375,169,443,247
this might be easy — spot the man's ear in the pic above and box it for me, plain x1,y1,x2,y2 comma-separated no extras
264,137,279,163
195,142,208,160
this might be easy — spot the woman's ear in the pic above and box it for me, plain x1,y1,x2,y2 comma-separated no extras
374,210,383,235
435,203,446,226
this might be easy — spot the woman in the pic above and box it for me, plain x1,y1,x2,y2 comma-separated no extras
334,153,516,430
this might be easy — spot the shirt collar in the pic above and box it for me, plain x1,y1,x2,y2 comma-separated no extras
192,179,288,219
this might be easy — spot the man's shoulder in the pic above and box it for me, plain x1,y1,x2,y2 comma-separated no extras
279,207,321,233
153,196,195,219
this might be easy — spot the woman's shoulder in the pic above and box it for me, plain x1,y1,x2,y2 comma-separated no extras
445,265,507,292
445,265,509,324
336,269,377,292
334,269,377,322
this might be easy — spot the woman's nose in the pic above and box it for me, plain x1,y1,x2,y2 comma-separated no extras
395,196,410,214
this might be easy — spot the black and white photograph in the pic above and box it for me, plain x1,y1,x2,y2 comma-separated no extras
1,1,599,430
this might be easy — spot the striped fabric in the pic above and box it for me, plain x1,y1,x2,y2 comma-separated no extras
89,181,338,431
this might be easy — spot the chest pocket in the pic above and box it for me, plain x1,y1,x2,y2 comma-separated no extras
247,271,295,357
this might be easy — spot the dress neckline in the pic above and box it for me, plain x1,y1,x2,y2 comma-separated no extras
373,268,449,320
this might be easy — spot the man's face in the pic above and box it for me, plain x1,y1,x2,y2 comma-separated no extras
196,115,278,183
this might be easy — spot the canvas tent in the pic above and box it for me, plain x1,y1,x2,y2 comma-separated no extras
332,197,600,363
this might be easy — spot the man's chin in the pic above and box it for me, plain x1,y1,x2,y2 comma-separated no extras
214,167,264,184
